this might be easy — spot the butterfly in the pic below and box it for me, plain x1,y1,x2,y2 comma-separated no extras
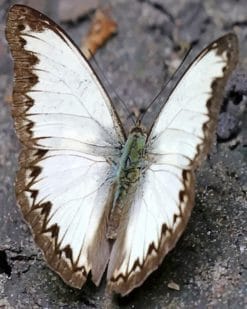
6,4,238,296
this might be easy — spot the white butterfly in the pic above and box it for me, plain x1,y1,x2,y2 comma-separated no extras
6,5,238,296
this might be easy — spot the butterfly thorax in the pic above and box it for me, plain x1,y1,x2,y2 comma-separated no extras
106,127,147,239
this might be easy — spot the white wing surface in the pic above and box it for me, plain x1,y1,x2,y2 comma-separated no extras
107,34,238,295
6,5,125,288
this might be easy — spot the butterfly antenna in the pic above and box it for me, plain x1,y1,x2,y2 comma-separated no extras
138,44,194,124
89,51,136,126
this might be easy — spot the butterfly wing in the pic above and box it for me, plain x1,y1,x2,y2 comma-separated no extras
107,34,238,295
6,5,125,288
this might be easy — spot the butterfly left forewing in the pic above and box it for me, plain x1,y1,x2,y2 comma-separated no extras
107,34,238,295
6,5,125,289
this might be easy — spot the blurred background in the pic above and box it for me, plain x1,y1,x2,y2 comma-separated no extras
0,0,246,308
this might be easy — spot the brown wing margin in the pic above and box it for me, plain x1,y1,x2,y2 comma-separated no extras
107,34,238,296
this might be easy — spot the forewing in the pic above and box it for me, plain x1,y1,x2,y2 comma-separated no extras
148,34,238,169
6,5,125,288
107,34,238,295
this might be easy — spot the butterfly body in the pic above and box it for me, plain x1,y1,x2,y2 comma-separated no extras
6,4,238,296
107,127,147,239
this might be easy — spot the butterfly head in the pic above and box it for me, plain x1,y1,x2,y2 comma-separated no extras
129,125,147,142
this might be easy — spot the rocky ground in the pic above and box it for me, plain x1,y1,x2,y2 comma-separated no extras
0,0,246,308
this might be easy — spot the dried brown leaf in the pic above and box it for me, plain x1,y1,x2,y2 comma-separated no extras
81,9,117,59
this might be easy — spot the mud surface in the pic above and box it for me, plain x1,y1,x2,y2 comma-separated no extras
0,0,246,308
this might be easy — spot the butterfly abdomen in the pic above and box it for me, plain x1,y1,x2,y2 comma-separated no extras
106,128,147,239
